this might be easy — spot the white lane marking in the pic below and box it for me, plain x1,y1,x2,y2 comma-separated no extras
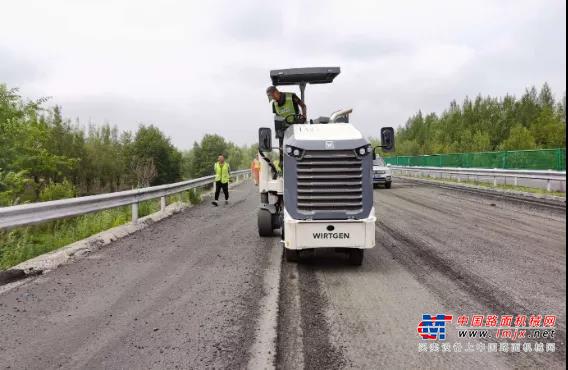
247,242,282,370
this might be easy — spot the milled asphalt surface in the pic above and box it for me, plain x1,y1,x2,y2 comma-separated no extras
0,183,279,369
1,179,565,369
277,180,566,369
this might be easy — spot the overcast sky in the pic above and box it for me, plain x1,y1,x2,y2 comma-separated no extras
1,0,566,150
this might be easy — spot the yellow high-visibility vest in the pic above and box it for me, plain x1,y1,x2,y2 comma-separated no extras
272,93,296,117
214,162,231,183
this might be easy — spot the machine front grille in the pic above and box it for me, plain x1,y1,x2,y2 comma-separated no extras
296,150,363,212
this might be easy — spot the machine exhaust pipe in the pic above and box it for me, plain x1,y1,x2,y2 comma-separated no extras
329,108,353,123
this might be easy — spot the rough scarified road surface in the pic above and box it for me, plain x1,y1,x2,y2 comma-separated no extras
1,180,565,369
277,180,565,369
0,183,280,369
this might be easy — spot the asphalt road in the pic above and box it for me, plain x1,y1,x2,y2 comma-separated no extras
0,184,278,369
0,180,565,369
278,180,566,369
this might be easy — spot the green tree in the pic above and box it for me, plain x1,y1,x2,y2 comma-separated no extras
499,125,537,151
393,83,565,155
471,131,492,152
131,125,182,186
181,149,195,179
184,135,255,179
0,82,255,203
531,106,566,148
189,134,228,178
0,170,29,206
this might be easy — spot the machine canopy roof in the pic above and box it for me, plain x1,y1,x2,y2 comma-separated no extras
270,67,340,86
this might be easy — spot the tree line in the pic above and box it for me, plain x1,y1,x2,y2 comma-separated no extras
0,84,255,206
392,83,566,156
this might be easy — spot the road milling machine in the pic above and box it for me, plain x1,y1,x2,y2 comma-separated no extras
257,67,394,265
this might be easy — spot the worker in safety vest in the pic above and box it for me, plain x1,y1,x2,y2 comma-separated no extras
212,154,230,206
266,86,307,123
251,156,261,185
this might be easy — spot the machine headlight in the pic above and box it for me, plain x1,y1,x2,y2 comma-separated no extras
354,144,371,158
285,145,303,158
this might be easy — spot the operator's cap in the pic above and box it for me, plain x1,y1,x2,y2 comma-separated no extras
266,86,277,95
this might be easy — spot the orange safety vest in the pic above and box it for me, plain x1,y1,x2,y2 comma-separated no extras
252,159,260,171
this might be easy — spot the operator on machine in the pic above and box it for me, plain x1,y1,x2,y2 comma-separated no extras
266,86,307,123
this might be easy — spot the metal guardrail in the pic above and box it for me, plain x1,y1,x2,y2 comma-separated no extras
391,166,566,192
0,170,251,230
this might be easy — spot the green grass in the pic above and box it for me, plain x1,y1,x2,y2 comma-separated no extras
407,174,566,198
0,189,204,270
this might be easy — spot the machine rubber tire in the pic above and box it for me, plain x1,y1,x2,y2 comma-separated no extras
385,182,392,189
348,249,364,266
258,209,273,237
285,248,299,262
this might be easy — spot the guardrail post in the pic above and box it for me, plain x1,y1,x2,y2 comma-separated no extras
547,179,552,192
160,196,166,212
132,202,139,223
493,176,497,187
514,177,518,186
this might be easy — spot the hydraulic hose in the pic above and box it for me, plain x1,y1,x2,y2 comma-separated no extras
258,150,279,180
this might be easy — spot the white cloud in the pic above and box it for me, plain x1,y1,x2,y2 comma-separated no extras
1,0,565,149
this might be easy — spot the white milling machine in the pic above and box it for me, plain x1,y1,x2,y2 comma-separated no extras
257,67,395,265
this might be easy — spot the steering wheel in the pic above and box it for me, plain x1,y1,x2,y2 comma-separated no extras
284,114,306,124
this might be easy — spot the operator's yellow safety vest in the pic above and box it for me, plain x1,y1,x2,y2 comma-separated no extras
214,162,231,183
273,93,296,118
273,159,281,173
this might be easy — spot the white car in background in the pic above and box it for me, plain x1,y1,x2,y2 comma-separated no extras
372,156,392,189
